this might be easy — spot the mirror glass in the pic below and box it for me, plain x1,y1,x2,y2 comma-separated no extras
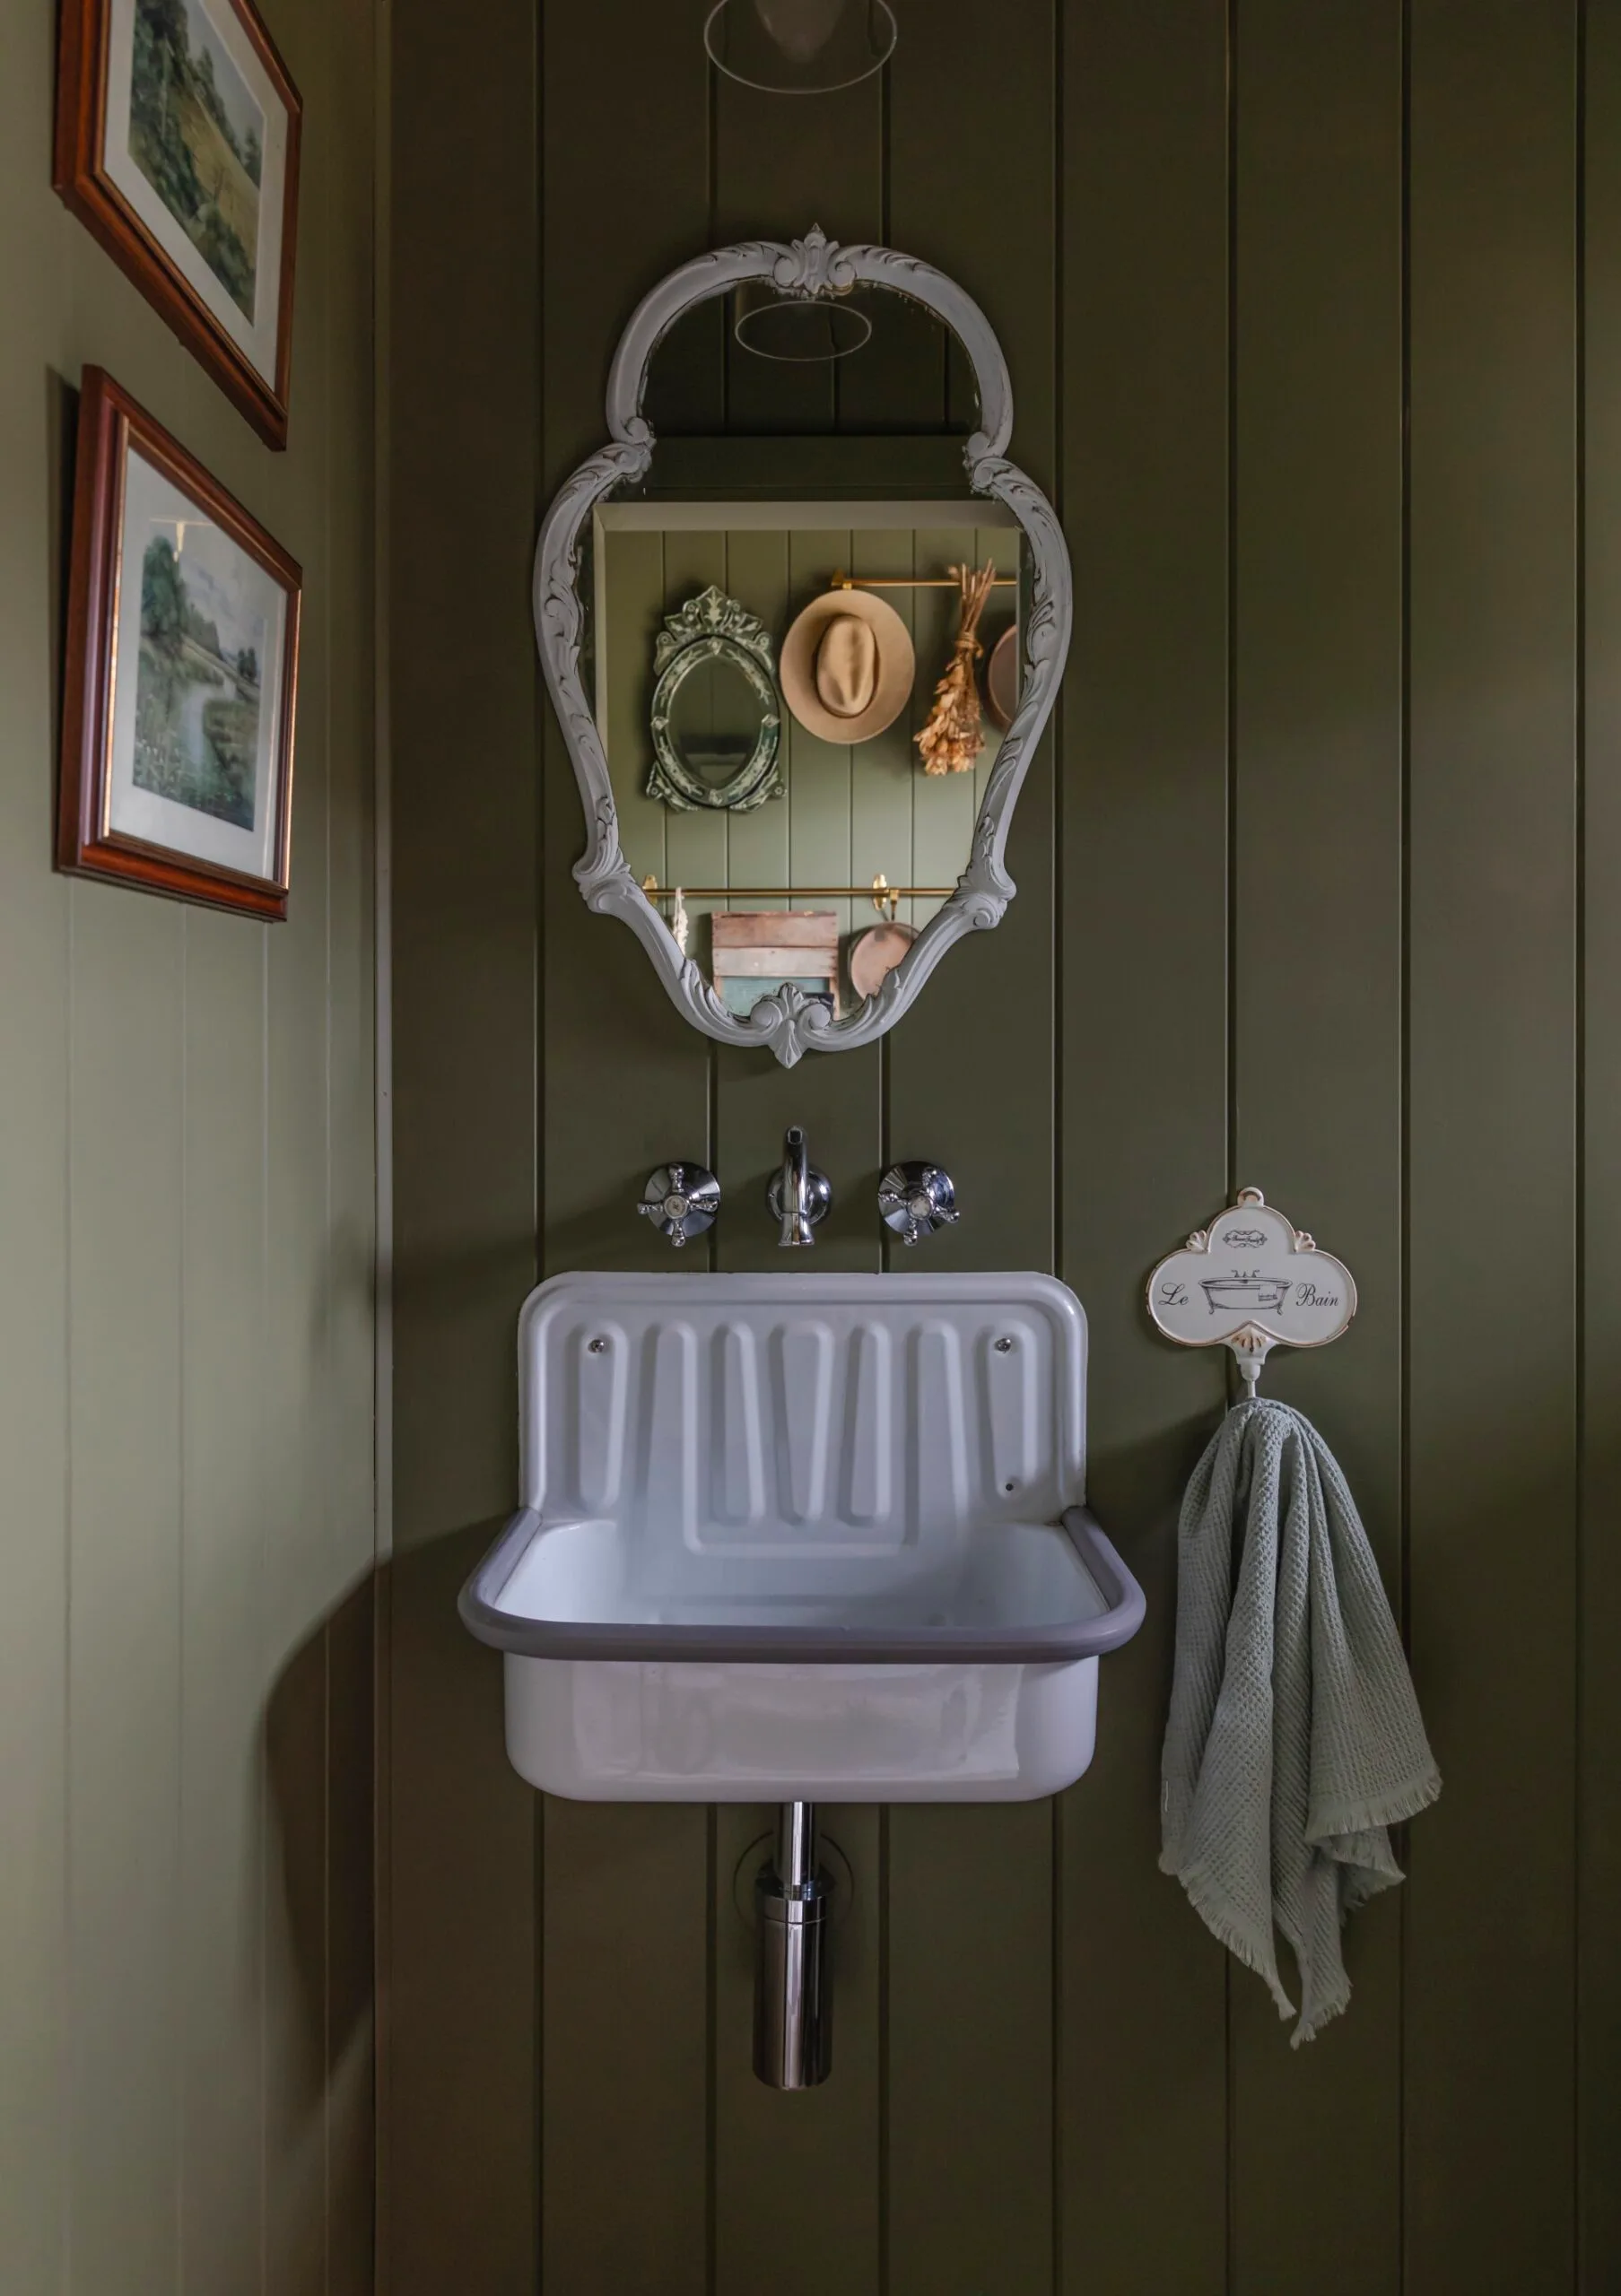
665,652,768,783
594,499,1025,1019
537,235,1070,1061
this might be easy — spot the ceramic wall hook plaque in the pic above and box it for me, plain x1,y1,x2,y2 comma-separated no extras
1146,1187,1356,1398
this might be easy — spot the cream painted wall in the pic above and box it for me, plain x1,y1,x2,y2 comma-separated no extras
0,1,379,2289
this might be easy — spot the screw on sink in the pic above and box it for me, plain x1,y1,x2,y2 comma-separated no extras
995,1335,1014,1352
588,1336,607,1353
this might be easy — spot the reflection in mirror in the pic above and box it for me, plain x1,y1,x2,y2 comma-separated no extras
664,651,768,782
645,587,781,813
703,0,896,94
730,282,873,362
535,231,1072,1063
594,499,1024,1022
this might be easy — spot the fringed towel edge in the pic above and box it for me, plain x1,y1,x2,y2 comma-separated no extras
1308,1762,1442,1845
1161,1852,1296,2025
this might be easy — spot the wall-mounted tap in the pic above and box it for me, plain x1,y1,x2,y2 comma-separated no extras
878,1161,960,1245
767,1126,832,1248
638,1161,720,1248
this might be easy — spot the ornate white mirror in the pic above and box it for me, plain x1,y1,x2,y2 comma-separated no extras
534,227,1072,1067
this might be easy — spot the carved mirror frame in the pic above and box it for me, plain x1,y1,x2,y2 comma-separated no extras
533,226,1073,1068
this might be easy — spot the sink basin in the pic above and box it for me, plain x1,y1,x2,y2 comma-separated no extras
459,1270,1144,1801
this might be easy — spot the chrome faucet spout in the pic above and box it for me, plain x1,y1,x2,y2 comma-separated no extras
767,1125,832,1248
780,1126,811,1247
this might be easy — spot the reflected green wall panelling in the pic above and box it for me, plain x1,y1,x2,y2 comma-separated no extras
386,4,1619,2290
599,521,1014,941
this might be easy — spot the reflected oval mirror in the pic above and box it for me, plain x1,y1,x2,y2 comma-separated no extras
534,228,1072,1066
647,589,782,813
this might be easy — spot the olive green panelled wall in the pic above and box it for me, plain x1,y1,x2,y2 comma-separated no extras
385,3,1620,2289
0,0,379,2291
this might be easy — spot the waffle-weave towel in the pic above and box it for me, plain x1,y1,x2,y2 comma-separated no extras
1159,1398,1440,2044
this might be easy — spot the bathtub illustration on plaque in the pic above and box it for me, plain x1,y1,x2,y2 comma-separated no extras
1146,1187,1358,1396
1200,1272,1293,1317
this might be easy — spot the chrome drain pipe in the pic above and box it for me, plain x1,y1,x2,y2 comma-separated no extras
754,1801,832,2089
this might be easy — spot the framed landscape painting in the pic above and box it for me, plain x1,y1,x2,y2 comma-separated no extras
55,0,301,448
59,369,300,919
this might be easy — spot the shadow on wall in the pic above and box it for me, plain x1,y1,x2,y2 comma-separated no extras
265,1570,379,2107
379,1518,542,2289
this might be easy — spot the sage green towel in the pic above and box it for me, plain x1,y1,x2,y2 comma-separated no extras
1159,1398,1440,2045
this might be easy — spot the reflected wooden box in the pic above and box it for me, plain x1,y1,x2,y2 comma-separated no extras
710,910,840,1021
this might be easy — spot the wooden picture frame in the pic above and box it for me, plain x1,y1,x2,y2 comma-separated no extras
55,0,302,448
58,367,301,919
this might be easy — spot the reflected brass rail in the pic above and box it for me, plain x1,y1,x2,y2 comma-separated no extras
641,872,954,920
829,570,1017,590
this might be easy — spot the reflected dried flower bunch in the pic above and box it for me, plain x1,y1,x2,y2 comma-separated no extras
915,561,996,776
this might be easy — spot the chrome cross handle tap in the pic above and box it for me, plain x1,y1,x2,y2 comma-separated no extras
638,1161,720,1248
767,1126,832,1248
878,1161,960,1245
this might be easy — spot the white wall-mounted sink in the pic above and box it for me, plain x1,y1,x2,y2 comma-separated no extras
460,1270,1144,1801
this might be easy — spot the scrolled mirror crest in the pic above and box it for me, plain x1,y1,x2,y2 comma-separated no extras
533,228,1073,1066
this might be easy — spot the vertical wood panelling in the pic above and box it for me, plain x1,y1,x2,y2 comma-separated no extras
724,526,794,903
784,528,856,937
885,1801,1053,2296
321,2,383,2269
1,0,376,2288
388,1530,537,2296
68,891,186,2296
180,914,268,2295
1407,4,1580,2288
389,0,539,1543
1228,10,1407,2290
382,4,1621,2291
385,0,540,2277
1581,12,1621,2286
849,530,919,926
536,7,716,2290
265,30,338,2274
543,1802,710,2292
0,1,70,2283
1058,7,1232,2292
882,12,1059,2290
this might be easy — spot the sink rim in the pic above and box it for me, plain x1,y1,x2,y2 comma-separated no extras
459,1503,1144,1666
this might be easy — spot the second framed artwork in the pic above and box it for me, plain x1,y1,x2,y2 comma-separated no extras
55,0,301,447
59,367,301,919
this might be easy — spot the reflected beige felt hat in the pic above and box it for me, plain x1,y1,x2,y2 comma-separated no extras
779,587,915,745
